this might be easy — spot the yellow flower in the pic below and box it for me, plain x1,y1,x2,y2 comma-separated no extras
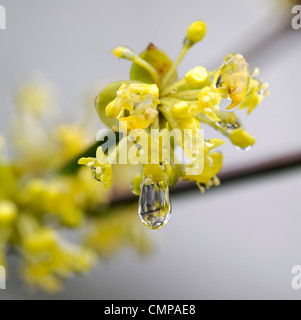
238,78,270,114
24,229,57,254
22,227,97,292
183,151,223,189
55,124,91,159
213,54,250,110
106,83,159,130
191,87,222,121
88,23,267,194
78,147,113,190
80,20,268,229
16,83,55,117
128,128,170,165
143,164,168,183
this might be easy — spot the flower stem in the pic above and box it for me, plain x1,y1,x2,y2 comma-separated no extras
170,90,201,100
160,97,184,105
158,105,181,130
161,78,187,97
196,114,230,137
160,44,190,89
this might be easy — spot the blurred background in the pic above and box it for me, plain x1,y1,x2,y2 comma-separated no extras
0,0,301,300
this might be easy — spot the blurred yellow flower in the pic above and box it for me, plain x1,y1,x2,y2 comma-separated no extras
16,83,55,117
0,201,18,225
106,83,160,131
0,83,151,292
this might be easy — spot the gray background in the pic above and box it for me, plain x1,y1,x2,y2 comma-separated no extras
0,0,301,300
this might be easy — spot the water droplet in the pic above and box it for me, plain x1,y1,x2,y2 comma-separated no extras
258,86,268,98
226,122,241,130
90,166,101,182
236,146,252,152
170,89,178,95
214,74,222,89
138,179,172,230
215,121,224,128
216,121,241,130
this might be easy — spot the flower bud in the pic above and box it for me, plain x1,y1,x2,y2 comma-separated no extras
186,21,207,44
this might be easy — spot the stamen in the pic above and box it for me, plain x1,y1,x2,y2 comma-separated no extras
160,44,190,90
158,105,181,130
161,78,187,97
112,46,160,84
170,90,202,101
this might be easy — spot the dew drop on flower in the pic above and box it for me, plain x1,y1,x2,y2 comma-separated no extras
258,87,268,98
138,179,172,230
214,74,222,89
236,146,252,152
90,166,101,182
216,121,241,130
226,122,241,130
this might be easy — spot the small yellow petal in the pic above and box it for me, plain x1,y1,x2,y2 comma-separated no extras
78,157,95,165
230,129,255,149
185,66,208,87
172,102,190,120
206,139,225,150
111,46,135,60
96,147,107,165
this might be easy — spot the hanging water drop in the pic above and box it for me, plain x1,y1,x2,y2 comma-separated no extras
138,179,172,230
236,145,252,152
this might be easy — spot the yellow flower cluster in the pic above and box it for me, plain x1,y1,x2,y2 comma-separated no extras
19,215,97,292
0,84,151,291
79,20,269,204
